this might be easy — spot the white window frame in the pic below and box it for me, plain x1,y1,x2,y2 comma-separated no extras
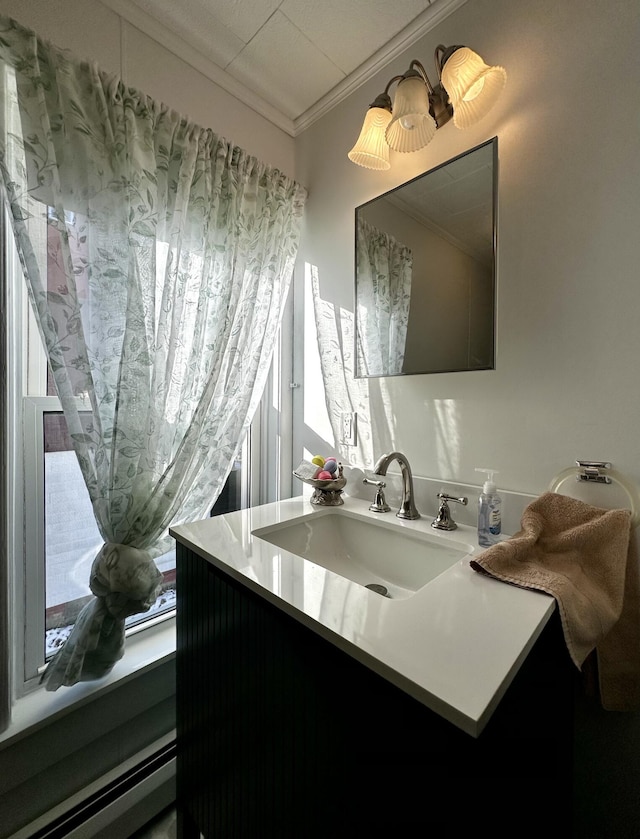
22,394,96,680
256,290,295,503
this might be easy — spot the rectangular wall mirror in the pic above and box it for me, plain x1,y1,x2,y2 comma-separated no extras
354,137,497,378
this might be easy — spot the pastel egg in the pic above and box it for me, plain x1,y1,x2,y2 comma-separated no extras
311,455,325,467
317,470,333,480
324,459,338,474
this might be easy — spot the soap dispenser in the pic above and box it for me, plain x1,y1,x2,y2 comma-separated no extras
476,468,502,547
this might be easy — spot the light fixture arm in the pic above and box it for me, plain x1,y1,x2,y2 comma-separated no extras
434,44,463,81
368,75,404,112
406,59,435,95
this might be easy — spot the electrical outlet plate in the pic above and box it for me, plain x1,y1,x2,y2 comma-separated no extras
340,411,357,446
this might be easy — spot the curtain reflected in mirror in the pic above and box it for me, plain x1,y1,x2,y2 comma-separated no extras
355,137,497,377
355,218,413,376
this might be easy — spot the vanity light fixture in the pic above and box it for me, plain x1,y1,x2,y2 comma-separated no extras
348,45,506,171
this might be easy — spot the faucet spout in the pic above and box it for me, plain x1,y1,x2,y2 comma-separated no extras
373,451,420,520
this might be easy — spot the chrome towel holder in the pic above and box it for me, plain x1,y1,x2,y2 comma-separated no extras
549,461,640,528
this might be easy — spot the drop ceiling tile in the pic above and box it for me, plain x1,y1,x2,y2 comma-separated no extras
128,0,245,66
280,0,433,74
227,10,346,119
202,0,283,45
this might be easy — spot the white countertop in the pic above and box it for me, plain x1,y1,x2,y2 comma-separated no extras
170,495,555,737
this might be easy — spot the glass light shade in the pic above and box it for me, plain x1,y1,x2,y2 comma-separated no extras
385,76,436,153
441,47,506,129
348,107,393,170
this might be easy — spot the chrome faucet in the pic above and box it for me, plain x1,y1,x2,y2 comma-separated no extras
373,451,420,520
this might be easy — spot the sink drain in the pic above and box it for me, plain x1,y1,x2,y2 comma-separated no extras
365,583,390,597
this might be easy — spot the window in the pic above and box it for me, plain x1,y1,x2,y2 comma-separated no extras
24,402,181,661
7,205,291,693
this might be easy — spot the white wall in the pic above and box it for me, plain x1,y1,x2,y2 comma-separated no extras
0,0,295,177
294,0,640,500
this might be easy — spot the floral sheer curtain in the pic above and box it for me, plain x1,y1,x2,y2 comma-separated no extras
0,15,306,691
356,217,412,376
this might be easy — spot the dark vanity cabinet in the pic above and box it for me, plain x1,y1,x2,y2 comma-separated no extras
176,543,574,838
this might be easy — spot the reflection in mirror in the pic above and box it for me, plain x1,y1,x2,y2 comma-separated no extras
355,137,497,377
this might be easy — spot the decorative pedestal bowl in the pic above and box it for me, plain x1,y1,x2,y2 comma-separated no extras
294,464,347,506
307,475,347,506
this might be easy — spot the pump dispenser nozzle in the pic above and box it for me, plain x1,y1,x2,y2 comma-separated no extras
476,468,499,493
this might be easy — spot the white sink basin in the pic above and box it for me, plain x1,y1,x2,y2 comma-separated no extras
252,508,472,599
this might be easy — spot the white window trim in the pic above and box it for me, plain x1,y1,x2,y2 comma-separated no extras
256,291,295,503
21,397,47,684
7,210,27,698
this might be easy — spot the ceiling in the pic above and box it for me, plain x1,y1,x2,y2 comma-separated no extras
102,0,467,135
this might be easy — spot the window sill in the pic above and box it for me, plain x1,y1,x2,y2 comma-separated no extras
0,616,176,750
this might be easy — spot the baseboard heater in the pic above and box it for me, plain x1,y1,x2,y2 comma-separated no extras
25,740,176,839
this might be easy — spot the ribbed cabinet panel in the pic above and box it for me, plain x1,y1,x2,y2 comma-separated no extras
176,546,338,838
176,544,574,838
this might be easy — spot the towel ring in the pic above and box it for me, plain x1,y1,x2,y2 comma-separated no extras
549,465,640,528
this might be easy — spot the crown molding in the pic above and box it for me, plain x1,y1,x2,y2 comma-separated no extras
100,0,468,138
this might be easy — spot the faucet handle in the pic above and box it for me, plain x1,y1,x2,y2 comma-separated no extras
363,478,391,513
431,492,468,531
437,492,468,506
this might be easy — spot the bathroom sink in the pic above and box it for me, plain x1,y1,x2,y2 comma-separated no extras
252,509,472,599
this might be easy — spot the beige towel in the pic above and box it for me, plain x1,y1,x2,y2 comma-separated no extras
470,491,640,711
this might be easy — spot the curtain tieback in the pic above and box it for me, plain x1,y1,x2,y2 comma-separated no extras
89,542,163,620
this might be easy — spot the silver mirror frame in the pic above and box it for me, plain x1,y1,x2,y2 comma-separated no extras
354,137,498,378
